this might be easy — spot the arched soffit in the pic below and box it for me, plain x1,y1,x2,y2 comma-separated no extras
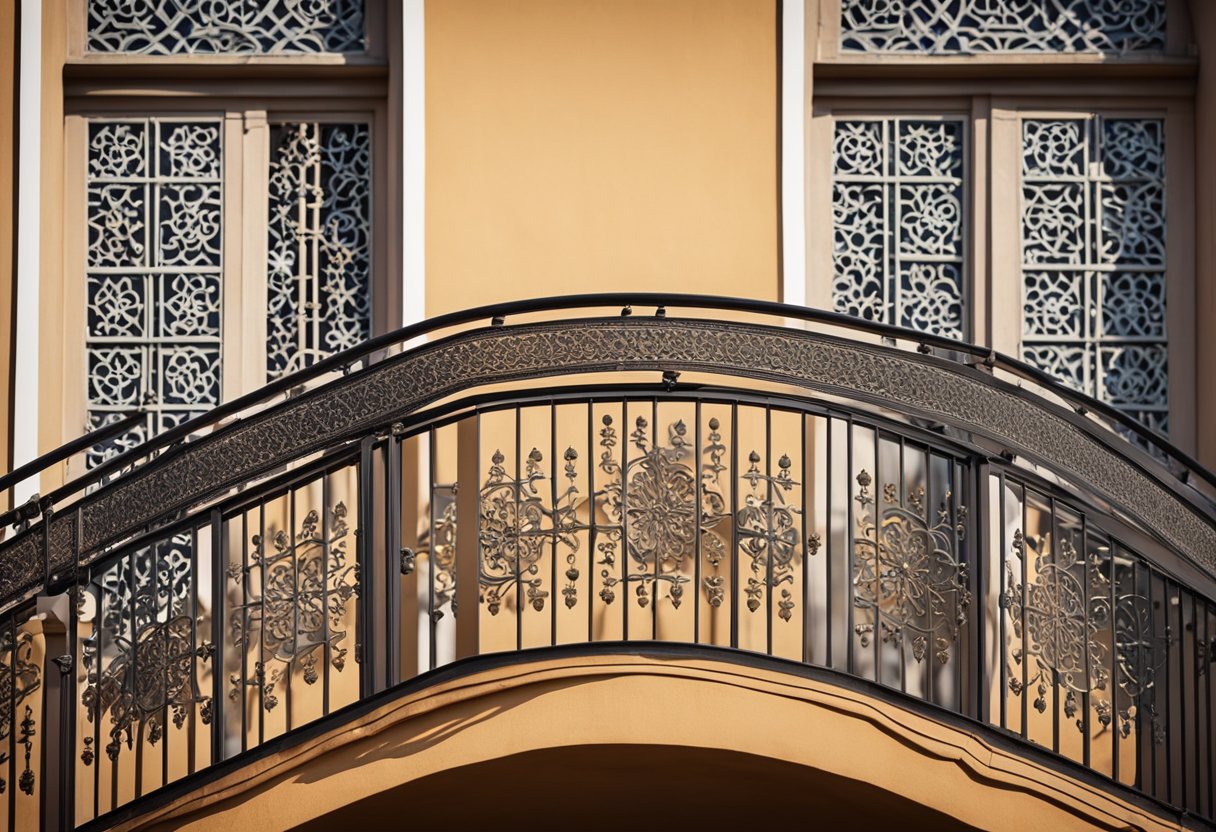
6,318,1213,609
120,651,1185,832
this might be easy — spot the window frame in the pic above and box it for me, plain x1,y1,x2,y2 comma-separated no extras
818,108,973,341
60,96,391,477
988,99,1196,450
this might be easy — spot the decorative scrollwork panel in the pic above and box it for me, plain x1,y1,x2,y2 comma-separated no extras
0,613,43,818
266,122,372,382
225,468,359,747
840,0,1166,54
1020,116,1168,432
85,118,224,469
76,529,211,820
87,0,366,55
833,117,966,340
847,431,971,709
993,474,1183,793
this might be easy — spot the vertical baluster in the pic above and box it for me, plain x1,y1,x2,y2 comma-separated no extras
210,509,224,768
587,402,596,644
693,401,701,645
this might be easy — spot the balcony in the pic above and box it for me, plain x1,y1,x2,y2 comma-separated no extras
0,295,1214,830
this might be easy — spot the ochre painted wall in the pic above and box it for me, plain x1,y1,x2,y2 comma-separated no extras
0,0,15,503
424,0,779,316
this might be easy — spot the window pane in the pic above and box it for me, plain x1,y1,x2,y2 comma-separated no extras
840,0,1166,54
832,117,966,340
266,123,372,382
87,0,366,55
1020,116,1168,433
85,118,224,467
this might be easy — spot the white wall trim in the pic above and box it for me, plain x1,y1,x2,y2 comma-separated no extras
781,0,807,308
402,0,426,338
11,0,41,505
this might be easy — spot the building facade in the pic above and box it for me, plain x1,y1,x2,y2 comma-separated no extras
0,0,1215,829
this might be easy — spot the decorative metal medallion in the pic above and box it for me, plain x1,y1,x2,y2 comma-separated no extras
739,451,802,620
852,470,971,664
1003,527,1168,739
478,445,579,615
82,535,211,763
228,503,356,710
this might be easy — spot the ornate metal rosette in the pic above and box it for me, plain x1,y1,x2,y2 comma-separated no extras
852,469,971,665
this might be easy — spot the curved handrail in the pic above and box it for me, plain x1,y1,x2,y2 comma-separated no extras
3,293,1213,529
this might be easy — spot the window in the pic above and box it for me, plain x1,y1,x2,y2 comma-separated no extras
85,118,224,465
1020,116,1169,432
266,122,372,381
61,0,392,472
831,116,967,339
810,0,1191,440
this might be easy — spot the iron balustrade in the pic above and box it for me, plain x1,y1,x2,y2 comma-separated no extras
0,297,1212,829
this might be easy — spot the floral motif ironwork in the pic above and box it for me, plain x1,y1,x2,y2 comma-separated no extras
1021,116,1168,433
841,0,1166,53
81,534,210,763
87,0,366,54
739,451,802,620
833,118,966,339
478,446,580,615
412,487,458,619
596,417,699,610
852,470,970,665
267,122,372,381
1002,531,1107,723
228,503,356,710
0,628,41,795
86,119,223,468
1002,527,1168,739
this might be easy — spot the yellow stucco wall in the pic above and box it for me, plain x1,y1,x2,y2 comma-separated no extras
424,0,779,316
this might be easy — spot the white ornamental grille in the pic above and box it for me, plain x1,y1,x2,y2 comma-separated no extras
840,0,1166,54
85,118,224,467
832,117,967,340
86,0,366,55
1020,117,1168,433
266,122,372,382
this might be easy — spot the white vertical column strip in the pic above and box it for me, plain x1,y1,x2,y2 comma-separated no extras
401,0,432,666
402,0,426,336
11,0,42,505
781,0,807,308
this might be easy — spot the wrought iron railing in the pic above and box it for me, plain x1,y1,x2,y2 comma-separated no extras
0,295,1214,829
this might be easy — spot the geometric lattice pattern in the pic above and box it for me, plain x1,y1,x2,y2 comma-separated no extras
266,122,372,381
1020,117,1168,433
87,0,366,55
841,0,1166,54
832,117,966,339
86,118,224,467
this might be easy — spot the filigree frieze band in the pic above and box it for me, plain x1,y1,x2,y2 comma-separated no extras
87,0,366,55
841,0,1166,54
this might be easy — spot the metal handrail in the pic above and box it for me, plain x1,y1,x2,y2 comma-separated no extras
3,293,1213,527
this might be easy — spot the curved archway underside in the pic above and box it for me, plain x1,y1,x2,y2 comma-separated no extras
118,651,1188,832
